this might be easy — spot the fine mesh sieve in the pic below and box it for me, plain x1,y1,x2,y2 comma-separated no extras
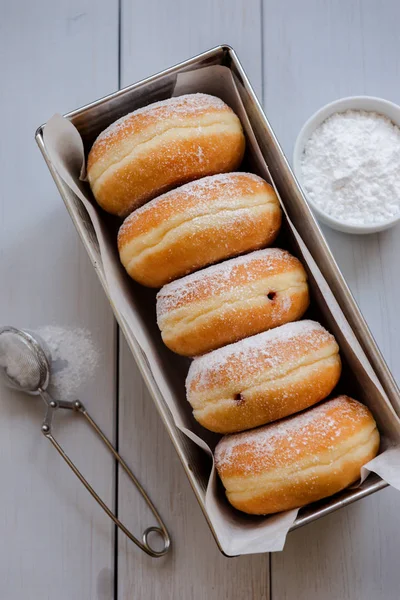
0,326,170,558
0,327,50,392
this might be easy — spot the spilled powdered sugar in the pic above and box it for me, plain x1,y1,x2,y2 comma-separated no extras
156,248,295,318
215,396,365,473
186,320,330,390
119,172,267,236
35,326,100,400
94,93,228,145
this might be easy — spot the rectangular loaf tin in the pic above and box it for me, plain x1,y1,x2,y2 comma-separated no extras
36,45,400,552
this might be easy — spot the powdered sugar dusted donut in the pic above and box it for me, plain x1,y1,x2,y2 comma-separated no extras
157,249,309,356
118,172,282,287
87,94,245,216
215,395,379,514
186,320,341,433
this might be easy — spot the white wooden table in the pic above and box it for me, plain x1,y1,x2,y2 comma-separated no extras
1,1,400,598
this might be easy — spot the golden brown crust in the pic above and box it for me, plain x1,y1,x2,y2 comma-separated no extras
118,173,282,287
215,396,380,514
87,94,233,170
186,320,341,433
157,248,310,356
87,94,245,216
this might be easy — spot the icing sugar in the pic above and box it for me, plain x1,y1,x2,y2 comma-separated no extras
36,326,99,400
301,109,400,225
119,172,267,237
95,93,228,145
186,320,330,390
156,248,296,318
215,396,366,473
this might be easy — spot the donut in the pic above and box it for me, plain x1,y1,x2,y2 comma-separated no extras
87,94,245,216
157,248,309,356
186,320,341,433
214,395,380,515
118,173,282,287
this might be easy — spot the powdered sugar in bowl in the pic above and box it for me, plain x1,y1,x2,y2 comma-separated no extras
293,96,400,234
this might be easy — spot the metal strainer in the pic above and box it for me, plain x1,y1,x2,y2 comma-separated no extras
0,326,170,557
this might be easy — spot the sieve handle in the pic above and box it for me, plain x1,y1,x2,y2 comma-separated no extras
41,398,171,558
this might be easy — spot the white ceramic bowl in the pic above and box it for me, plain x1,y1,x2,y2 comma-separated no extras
293,96,400,234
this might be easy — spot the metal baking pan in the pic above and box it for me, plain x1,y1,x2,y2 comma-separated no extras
36,45,399,550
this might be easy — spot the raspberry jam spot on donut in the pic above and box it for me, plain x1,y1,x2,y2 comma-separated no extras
234,393,245,405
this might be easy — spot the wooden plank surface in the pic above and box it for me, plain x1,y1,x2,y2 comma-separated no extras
0,2,118,599
116,1,269,598
262,1,400,598
3,1,400,598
